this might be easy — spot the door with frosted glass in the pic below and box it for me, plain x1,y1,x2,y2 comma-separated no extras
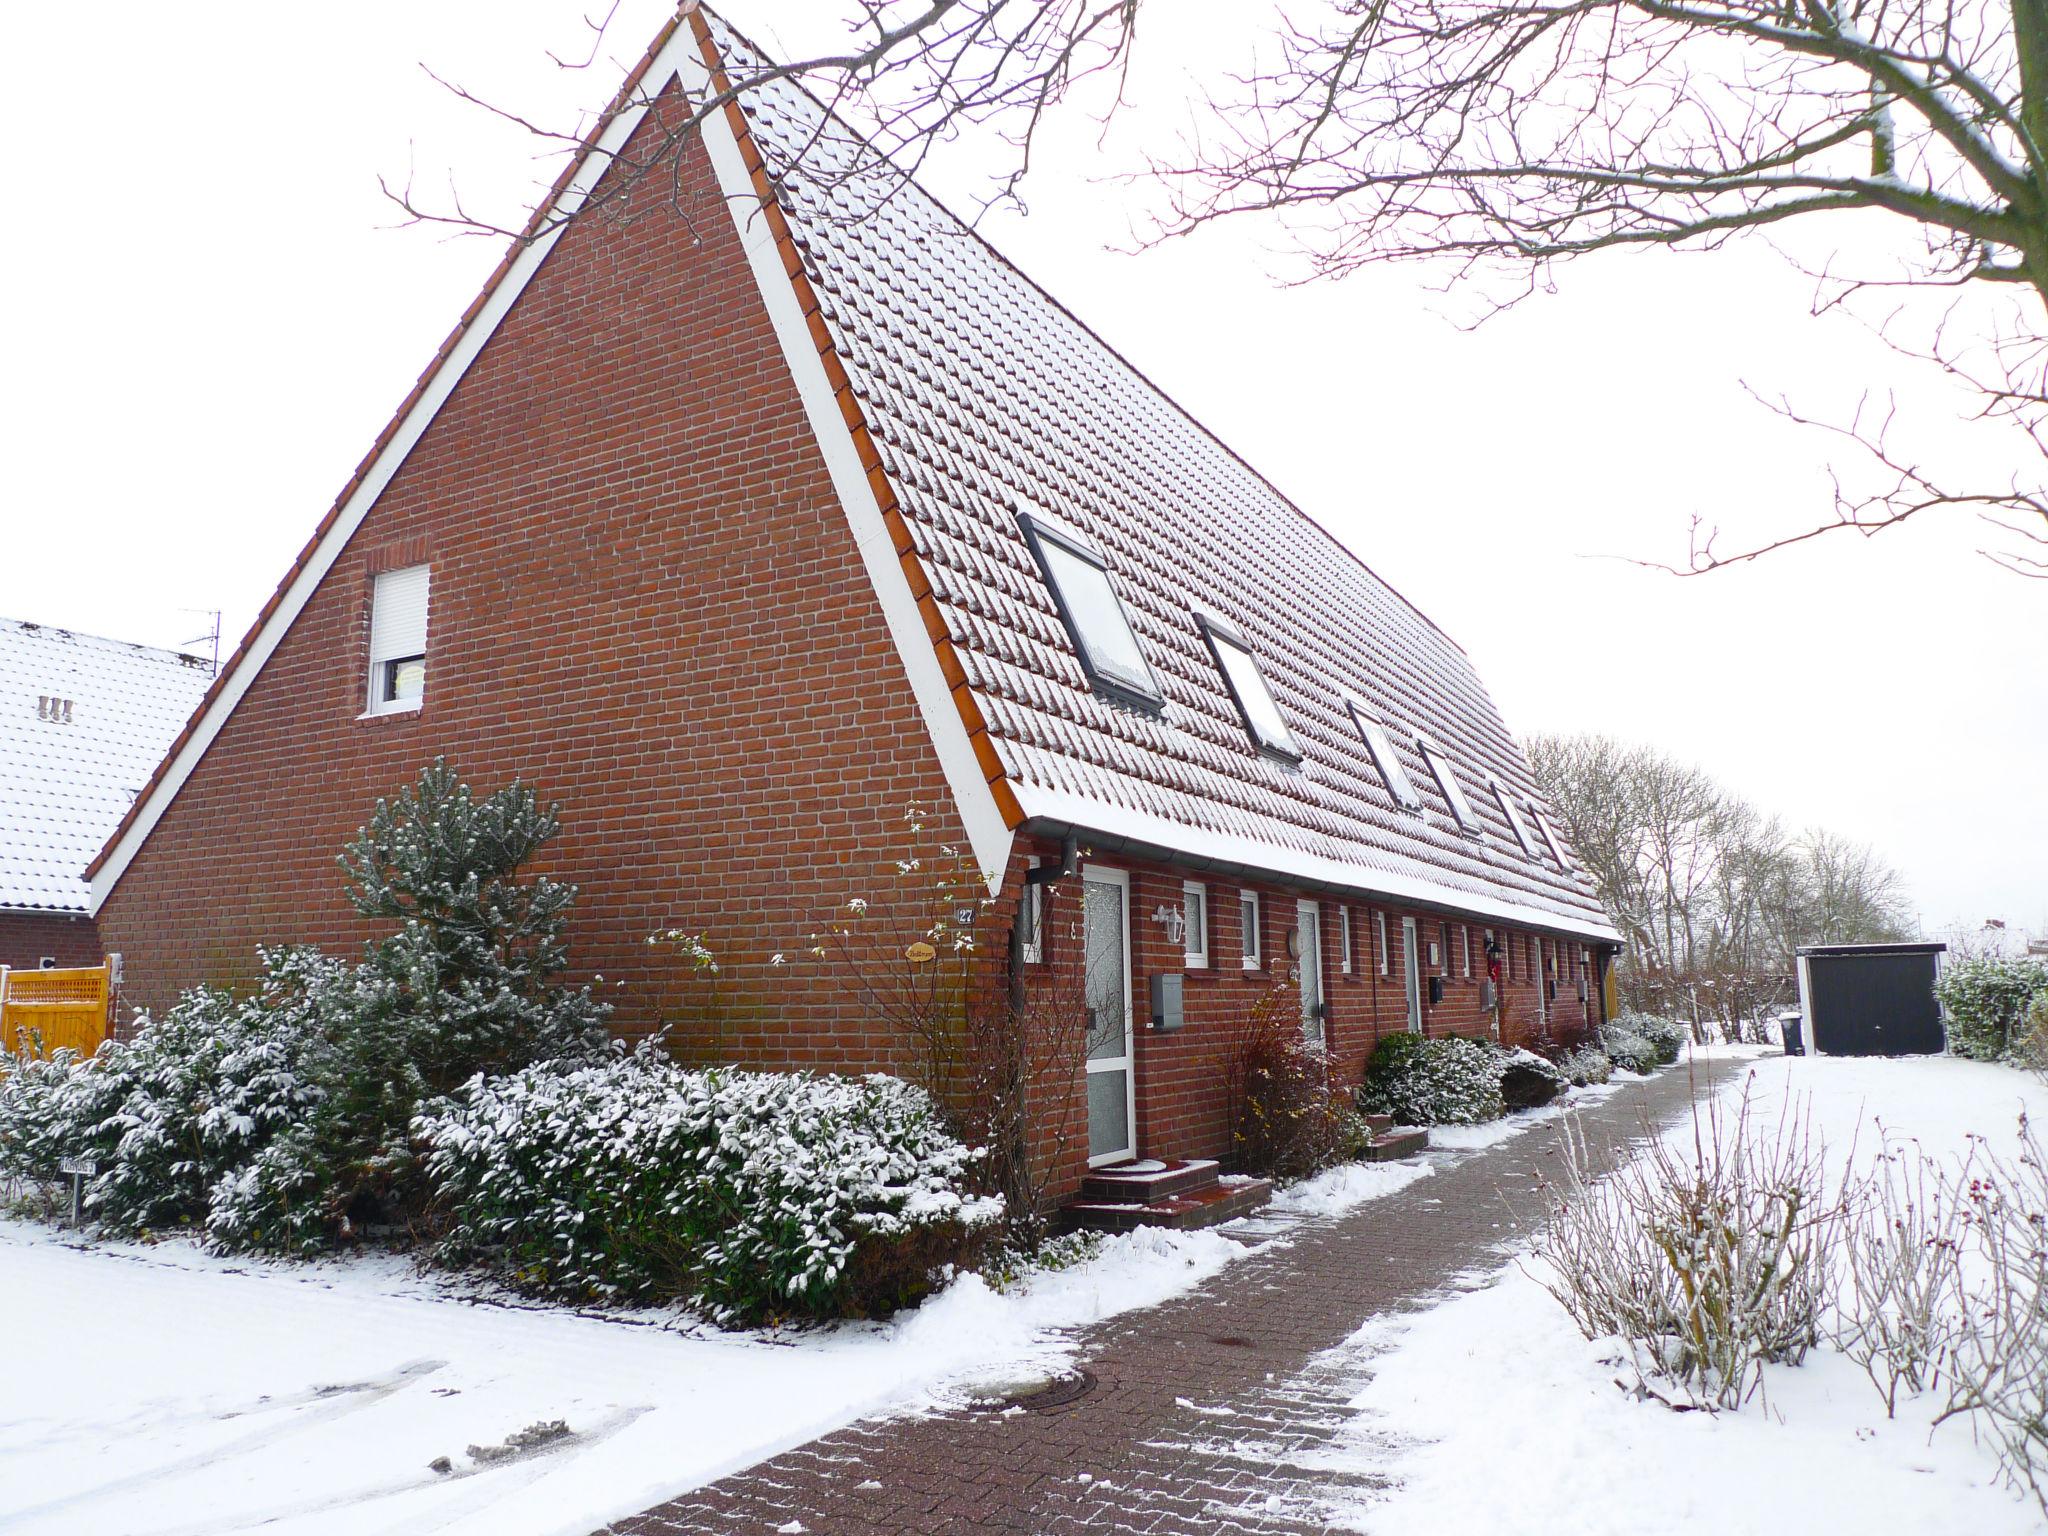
1083,868,1136,1165
1297,899,1325,1047
1402,916,1423,1033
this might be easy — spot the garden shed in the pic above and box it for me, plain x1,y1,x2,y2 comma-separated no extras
1794,942,1947,1057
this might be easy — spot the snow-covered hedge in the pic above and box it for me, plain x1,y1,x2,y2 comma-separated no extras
1558,1045,1614,1086
1601,1022,1662,1076
0,948,333,1236
416,1049,1002,1324
1934,956,2048,1063
1360,1033,1506,1126
1612,1011,1686,1065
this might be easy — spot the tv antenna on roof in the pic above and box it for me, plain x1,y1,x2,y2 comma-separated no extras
180,609,222,676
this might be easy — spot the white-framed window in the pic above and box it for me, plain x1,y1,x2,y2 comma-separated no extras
1529,801,1572,870
1491,778,1536,857
366,564,430,715
1460,925,1472,978
1415,735,1477,832
1019,858,1043,964
1339,908,1354,974
1240,889,1262,969
1346,699,1421,810
1196,612,1300,761
1017,512,1162,712
1374,910,1390,976
1183,881,1209,968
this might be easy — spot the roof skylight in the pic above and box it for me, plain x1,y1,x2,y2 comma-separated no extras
1529,801,1573,869
1415,736,1478,832
1017,512,1162,712
1492,778,1535,856
1347,700,1421,810
1196,614,1300,761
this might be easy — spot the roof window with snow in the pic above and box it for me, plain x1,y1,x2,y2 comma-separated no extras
1415,735,1478,833
1529,800,1573,870
1196,613,1300,762
1347,699,1421,810
1492,777,1536,857
1017,512,1162,713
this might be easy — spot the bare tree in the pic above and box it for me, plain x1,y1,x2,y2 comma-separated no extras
1531,731,1912,1029
395,0,2047,573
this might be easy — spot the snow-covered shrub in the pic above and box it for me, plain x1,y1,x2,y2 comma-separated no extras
1498,1048,1568,1111
1557,1045,1613,1087
1630,1013,1688,1064
417,1048,1001,1324
1935,956,2048,1062
0,763,611,1255
1600,1022,1661,1076
1835,1142,1970,1417
1535,1083,1849,1411
1224,989,1354,1179
2015,995,2048,1083
0,948,334,1235
1359,1033,1506,1126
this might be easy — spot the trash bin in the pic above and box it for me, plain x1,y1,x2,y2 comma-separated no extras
1778,1012,1804,1056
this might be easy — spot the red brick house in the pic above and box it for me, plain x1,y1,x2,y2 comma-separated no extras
1,618,212,972
88,6,1619,1207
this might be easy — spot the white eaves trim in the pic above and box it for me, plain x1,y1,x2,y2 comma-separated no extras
1012,782,1623,946
92,24,1013,911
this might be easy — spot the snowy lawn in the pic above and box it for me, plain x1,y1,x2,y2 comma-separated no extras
0,1218,1243,1536
1322,1050,2048,1536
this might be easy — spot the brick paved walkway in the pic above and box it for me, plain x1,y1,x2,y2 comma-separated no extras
606,1058,1736,1536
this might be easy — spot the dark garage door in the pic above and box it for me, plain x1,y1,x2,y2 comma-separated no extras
1801,945,1945,1057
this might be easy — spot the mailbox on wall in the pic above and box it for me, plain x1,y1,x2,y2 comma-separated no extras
1150,971,1185,1032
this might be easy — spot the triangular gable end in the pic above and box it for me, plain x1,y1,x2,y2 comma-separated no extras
86,4,1019,913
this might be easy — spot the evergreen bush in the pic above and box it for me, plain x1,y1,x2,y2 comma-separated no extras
1601,1022,1662,1076
1557,1045,1614,1087
416,1048,1001,1323
1359,1032,1506,1126
1933,956,2048,1062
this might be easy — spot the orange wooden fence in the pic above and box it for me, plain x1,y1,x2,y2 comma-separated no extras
0,962,114,1059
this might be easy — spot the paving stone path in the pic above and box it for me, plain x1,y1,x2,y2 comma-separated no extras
606,1057,1739,1536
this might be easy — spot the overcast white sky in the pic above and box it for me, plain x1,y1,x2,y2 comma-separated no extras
2,2,2041,934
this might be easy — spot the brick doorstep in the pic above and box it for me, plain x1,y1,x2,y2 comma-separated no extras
604,1061,1728,1536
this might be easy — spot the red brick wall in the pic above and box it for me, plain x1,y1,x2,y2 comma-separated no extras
94,101,972,1069
1009,835,1605,1186
0,911,102,972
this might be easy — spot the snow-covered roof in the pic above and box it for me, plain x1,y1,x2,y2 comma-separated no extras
0,619,213,913
705,14,1616,940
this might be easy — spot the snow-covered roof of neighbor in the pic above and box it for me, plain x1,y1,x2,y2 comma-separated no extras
705,14,1615,940
0,619,213,913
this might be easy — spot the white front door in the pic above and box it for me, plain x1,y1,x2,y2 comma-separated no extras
1297,899,1325,1047
1401,916,1423,1033
1082,867,1136,1166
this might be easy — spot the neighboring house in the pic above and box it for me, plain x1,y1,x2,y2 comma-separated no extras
1,619,212,971
88,7,1620,1208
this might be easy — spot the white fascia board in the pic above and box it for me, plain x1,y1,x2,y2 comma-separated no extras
90,36,704,917
1013,782,1623,946
681,50,1015,893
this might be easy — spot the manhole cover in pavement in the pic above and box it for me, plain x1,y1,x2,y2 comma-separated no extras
967,1368,1099,1413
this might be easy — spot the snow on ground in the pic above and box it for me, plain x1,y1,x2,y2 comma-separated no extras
0,1218,1235,1536
1317,1050,2048,1536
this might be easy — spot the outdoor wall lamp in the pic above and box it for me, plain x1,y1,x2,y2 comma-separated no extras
1151,904,1187,946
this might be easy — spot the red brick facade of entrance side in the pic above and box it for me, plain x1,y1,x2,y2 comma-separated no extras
1013,837,1603,1200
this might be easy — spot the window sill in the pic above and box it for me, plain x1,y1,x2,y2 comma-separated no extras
357,701,424,723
